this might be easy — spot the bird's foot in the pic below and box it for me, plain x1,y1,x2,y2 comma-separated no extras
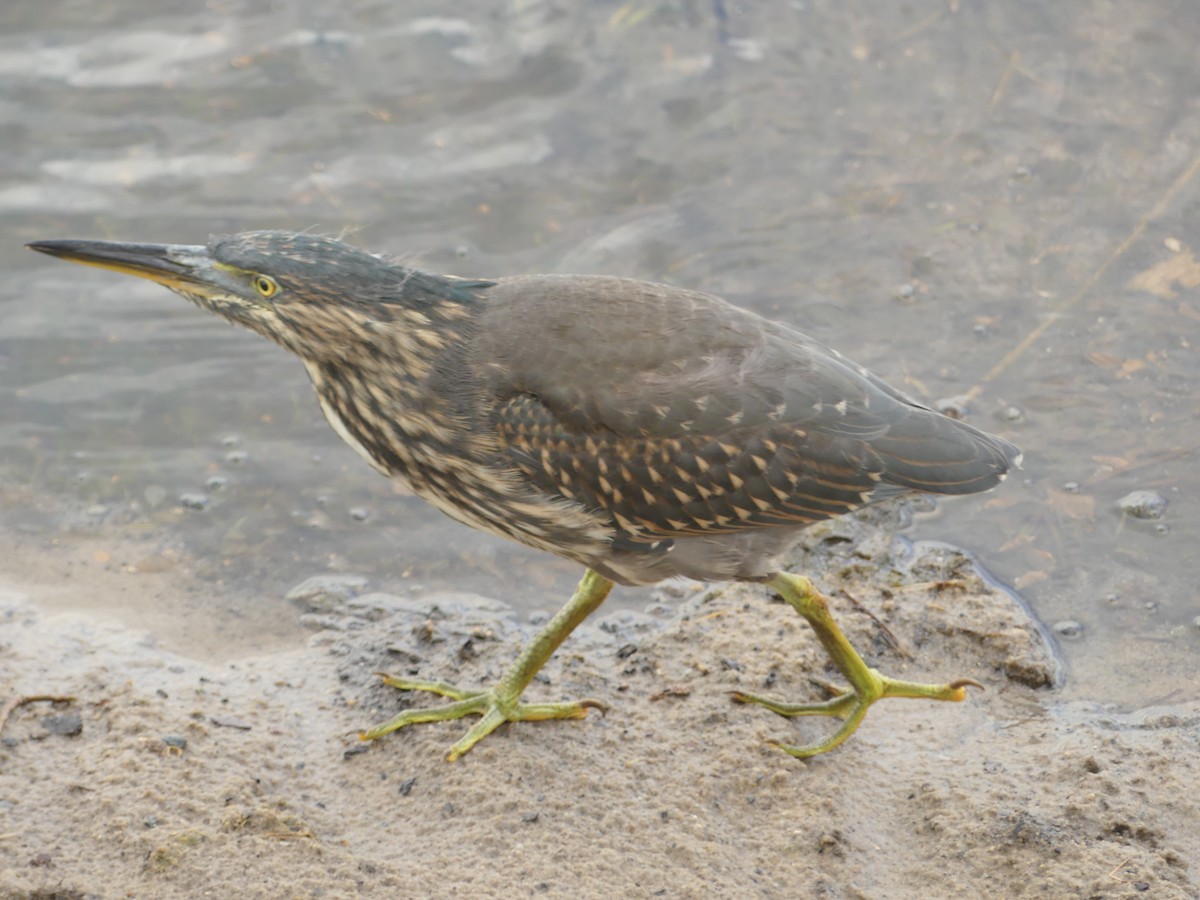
360,674,606,762
732,571,984,759
731,672,982,758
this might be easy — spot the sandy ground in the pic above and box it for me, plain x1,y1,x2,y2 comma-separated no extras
1,506,1197,899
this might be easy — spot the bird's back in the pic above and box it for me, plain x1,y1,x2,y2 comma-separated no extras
452,274,1018,584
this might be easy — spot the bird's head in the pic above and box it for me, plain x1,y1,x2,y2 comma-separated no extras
26,231,488,363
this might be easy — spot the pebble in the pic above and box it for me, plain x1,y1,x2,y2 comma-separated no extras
286,573,370,613
893,283,916,301
1052,620,1084,638
41,713,83,736
179,493,209,510
162,735,187,750
205,476,228,491
224,449,249,464
349,506,371,521
1117,490,1168,520
1002,405,1024,423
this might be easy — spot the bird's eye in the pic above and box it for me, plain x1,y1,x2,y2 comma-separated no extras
253,275,279,298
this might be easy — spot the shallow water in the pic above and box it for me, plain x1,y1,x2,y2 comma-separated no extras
2,1,1197,708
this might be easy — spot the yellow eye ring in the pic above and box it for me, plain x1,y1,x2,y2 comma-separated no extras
253,274,279,298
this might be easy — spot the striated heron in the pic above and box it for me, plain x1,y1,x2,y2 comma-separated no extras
27,231,1019,762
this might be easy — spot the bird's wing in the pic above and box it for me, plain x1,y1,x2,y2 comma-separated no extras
474,275,1016,542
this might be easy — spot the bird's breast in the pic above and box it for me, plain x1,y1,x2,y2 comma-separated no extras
302,360,614,563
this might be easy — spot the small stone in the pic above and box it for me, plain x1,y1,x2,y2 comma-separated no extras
205,476,228,491
162,735,187,750
1002,405,1024,423
1013,165,1032,179
179,493,209,510
1117,490,1168,520
220,435,241,447
349,506,371,522
144,815,159,828
1192,615,1200,631
1052,620,1083,638
1003,656,1054,688
894,284,916,301
224,449,249,464
286,574,369,613
1063,481,1080,493
522,811,540,824
399,777,417,796
41,713,82,736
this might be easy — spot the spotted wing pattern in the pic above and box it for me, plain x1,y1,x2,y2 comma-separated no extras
475,274,1018,548
495,393,883,541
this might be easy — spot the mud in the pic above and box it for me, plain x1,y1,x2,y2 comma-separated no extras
2,505,1195,898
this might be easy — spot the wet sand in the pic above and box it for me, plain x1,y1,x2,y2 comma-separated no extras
2,505,1195,898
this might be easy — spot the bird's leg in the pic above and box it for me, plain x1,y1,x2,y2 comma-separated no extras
731,572,981,758
361,568,614,761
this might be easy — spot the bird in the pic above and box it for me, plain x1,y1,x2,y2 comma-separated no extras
27,231,1019,762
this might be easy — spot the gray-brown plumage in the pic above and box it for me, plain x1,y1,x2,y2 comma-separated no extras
27,230,1020,761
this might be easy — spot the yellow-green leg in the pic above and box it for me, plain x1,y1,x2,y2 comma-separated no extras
731,572,981,758
361,568,614,761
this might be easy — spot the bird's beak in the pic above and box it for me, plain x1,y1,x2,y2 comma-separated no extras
26,239,215,293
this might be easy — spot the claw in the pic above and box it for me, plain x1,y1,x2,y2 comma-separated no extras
734,572,984,758
356,569,616,759
950,677,985,692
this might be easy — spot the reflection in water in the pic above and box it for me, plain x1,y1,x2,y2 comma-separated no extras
2,2,1197,709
